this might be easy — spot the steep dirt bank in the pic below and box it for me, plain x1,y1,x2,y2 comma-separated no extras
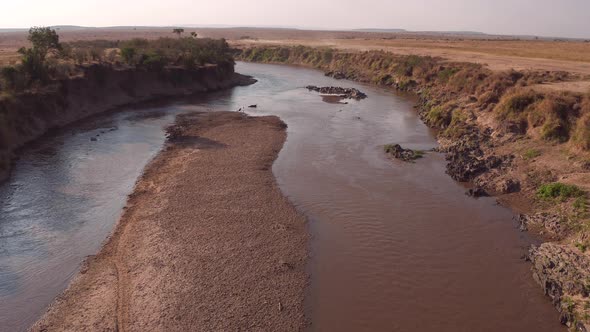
238,46,590,330
30,111,308,331
0,63,254,182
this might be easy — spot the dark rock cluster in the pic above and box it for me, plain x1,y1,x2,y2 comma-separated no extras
384,144,424,162
466,187,488,198
528,244,590,331
441,128,513,182
305,85,367,100
517,213,566,237
496,178,521,194
325,71,347,80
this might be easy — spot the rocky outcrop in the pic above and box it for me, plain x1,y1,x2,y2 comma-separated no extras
517,213,567,238
439,128,512,182
325,71,347,80
0,64,255,182
305,85,367,100
466,187,489,198
496,179,521,194
384,144,425,162
528,243,590,331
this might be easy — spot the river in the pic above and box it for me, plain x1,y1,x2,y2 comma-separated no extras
0,62,562,331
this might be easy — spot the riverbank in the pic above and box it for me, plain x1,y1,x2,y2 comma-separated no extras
30,111,308,331
237,46,590,330
0,63,255,183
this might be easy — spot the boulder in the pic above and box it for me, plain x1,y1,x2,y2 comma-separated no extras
528,243,590,330
305,85,367,100
384,144,424,162
496,179,521,194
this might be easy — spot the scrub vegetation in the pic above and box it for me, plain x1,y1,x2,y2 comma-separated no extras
239,46,590,151
0,27,235,94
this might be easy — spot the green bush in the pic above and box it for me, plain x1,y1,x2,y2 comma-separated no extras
119,37,234,69
121,47,136,65
495,90,543,122
18,47,49,83
27,26,61,60
425,106,452,128
537,182,585,200
140,53,166,71
0,66,22,90
574,196,588,214
443,109,470,138
438,67,459,82
523,148,541,159
575,242,588,253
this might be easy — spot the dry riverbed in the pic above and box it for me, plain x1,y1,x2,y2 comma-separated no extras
30,111,308,331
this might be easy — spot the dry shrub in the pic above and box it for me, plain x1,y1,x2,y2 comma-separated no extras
571,113,590,149
534,94,577,142
571,97,590,150
104,49,118,63
73,49,88,65
443,109,472,139
494,89,544,133
425,105,453,128
495,88,580,141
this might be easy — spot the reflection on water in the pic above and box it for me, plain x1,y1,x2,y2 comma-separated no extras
0,108,188,330
0,62,564,331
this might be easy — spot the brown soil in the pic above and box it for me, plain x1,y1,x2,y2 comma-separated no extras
30,111,308,332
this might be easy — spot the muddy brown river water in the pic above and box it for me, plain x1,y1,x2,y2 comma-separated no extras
0,62,563,331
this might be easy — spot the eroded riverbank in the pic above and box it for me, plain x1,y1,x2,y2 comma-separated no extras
0,64,254,183
31,111,308,331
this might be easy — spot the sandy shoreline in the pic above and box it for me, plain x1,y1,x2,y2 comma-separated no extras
31,111,308,331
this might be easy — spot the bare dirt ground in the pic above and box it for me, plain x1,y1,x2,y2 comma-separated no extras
30,111,308,332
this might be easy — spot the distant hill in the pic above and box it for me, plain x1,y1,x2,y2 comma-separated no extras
355,28,488,36
419,30,487,36
354,28,407,33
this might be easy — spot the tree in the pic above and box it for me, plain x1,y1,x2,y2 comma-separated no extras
0,66,21,90
27,26,61,60
121,47,136,65
173,28,184,37
17,47,49,83
190,32,198,39
172,28,185,37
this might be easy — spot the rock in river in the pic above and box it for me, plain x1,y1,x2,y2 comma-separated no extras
384,144,425,162
305,85,367,100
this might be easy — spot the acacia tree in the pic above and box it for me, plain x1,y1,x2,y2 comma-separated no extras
9,27,63,85
172,28,185,37
27,26,61,60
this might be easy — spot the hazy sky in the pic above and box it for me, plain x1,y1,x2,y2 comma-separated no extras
2,0,589,38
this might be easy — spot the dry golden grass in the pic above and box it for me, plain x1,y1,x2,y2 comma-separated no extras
2,27,590,78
